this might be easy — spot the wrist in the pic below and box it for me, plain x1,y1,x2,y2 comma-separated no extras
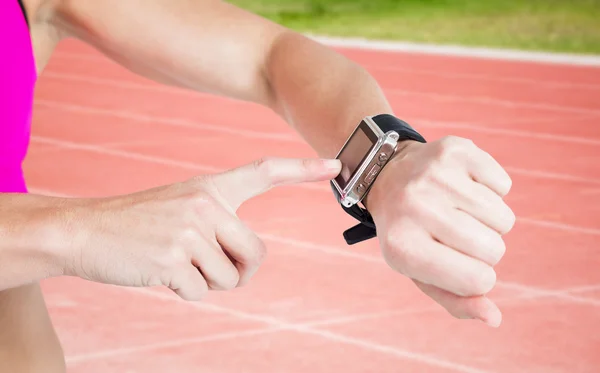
13,197,88,278
42,198,95,278
363,140,421,211
24,199,75,278
0,195,78,288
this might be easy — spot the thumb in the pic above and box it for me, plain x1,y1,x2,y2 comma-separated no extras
210,157,341,210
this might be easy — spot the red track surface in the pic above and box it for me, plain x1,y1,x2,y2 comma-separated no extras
27,39,600,372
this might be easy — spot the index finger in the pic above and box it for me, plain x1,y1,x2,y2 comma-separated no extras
210,157,341,210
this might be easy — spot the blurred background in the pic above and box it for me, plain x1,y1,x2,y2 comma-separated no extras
27,1,600,372
230,0,600,54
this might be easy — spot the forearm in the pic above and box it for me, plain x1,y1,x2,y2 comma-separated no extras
0,194,69,291
53,0,392,145
266,32,393,158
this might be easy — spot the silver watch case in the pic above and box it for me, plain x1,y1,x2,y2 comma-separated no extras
332,116,399,208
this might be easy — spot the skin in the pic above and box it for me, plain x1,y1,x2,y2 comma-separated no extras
1,0,515,370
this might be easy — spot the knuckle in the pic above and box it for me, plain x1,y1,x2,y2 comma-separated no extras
252,156,275,179
472,230,495,251
210,262,240,291
159,244,189,270
300,158,313,172
491,201,516,235
298,158,322,178
249,239,268,265
252,157,267,172
189,193,220,217
504,174,514,195
220,267,241,290
238,240,267,275
191,192,215,208
439,135,465,149
165,269,208,301
502,207,517,234
437,136,472,161
493,238,507,265
468,267,496,296
178,227,201,247
476,232,506,266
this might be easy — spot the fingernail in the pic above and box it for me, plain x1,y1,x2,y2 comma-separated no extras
479,302,502,328
323,159,342,172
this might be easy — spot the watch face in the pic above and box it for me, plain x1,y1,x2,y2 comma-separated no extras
335,120,379,189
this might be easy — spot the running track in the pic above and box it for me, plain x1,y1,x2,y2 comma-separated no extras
26,38,600,372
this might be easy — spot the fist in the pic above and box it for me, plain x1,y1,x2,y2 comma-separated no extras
62,157,341,300
366,136,515,326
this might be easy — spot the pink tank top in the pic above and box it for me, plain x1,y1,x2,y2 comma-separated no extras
0,0,37,193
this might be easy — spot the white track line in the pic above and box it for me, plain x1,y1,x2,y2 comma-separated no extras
259,234,600,307
65,309,436,365
64,283,596,367
300,290,563,328
562,284,600,294
27,186,600,307
54,50,600,88
302,283,600,329
388,88,600,116
30,122,600,187
360,64,600,90
130,287,492,373
33,102,600,186
29,136,600,237
503,167,600,186
38,96,600,149
494,282,600,306
66,327,280,365
42,69,600,117
37,95,600,149
310,35,600,67
31,135,220,173
415,120,600,146
517,217,600,236
41,71,228,103
302,309,439,328
34,99,298,143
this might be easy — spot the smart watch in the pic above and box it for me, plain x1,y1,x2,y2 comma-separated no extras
330,114,426,245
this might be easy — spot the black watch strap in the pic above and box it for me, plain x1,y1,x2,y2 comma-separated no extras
332,114,427,245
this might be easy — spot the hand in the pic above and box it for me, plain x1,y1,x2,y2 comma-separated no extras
365,136,515,327
61,157,341,300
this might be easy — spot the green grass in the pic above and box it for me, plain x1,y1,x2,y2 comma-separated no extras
229,0,600,54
